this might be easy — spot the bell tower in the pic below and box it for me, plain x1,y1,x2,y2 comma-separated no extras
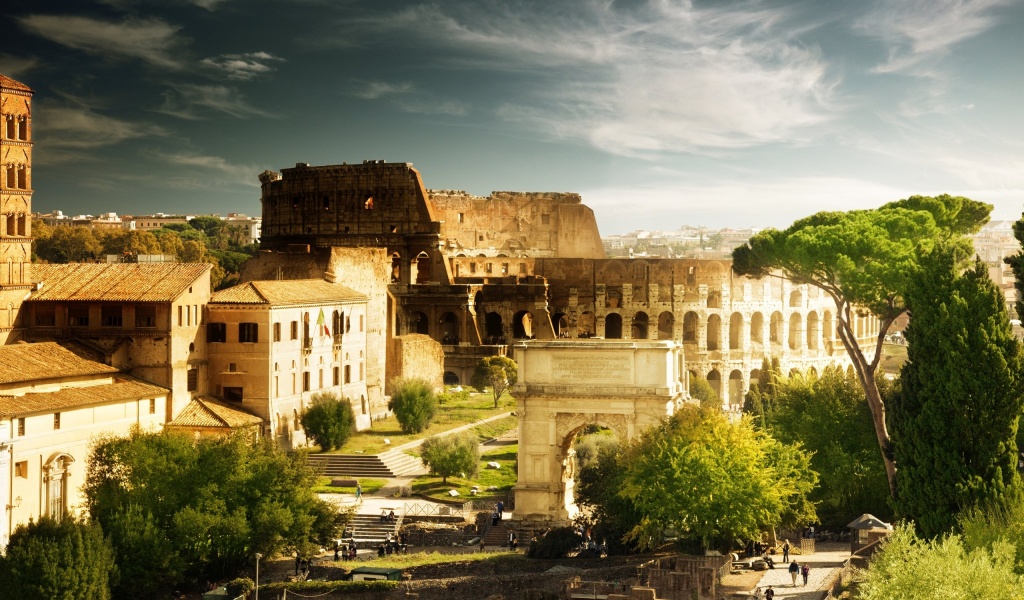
0,74,34,343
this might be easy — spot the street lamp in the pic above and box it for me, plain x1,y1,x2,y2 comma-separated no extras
254,552,262,600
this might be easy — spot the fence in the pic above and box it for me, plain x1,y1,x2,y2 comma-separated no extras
402,502,469,520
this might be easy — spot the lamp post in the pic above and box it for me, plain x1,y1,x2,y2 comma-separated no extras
254,552,262,600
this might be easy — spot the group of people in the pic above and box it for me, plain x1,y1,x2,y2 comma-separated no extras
380,509,397,523
333,543,358,561
788,560,811,587
377,532,408,557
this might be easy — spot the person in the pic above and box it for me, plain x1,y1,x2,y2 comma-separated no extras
388,510,396,523
511,532,519,551
788,560,800,587
782,539,790,562
378,543,386,557
334,542,340,561
801,563,810,586
356,481,362,500
349,545,357,560
762,553,774,569
752,587,762,600
492,510,499,526
480,537,486,552
497,500,505,521
764,586,775,600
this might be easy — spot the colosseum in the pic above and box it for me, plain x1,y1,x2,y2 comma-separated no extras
255,160,875,407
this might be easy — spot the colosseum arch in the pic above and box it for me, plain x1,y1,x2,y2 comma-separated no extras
413,251,431,284
706,314,721,351
806,312,820,350
440,312,459,343
553,312,568,337
411,311,429,335
484,312,504,342
512,340,685,521
707,291,722,309
706,368,722,399
390,252,402,283
631,312,649,339
750,312,764,344
728,370,744,407
789,289,803,308
513,310,534,339
729,312,743,350
750,368,762,388
683,311,698,342
770,312,783,344
605,313,623,339
788,313,802,350
658,311,674,340
578,311,595,337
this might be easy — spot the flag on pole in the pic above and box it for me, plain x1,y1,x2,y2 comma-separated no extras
317,309,329,337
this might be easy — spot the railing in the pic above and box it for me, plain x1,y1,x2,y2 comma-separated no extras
402,502,467,520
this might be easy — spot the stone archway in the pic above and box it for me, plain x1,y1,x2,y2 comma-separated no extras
511,339,687,523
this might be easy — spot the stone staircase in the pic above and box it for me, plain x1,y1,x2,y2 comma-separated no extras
476,512,512,548
307,450,424,479
345,513,400,548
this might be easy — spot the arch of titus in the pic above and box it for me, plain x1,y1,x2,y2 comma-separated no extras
511,339,688,522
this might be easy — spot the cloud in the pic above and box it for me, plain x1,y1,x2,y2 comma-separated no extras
351,80,467,116
341,1,837,155
18,15,184,69
854,0,1014,73
200,51,284,80
0,54,40,80
35,104,166,150
156,84,273,119
98,0,229,11
150,151,260,186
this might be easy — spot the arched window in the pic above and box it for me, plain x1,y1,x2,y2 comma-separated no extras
729,312,743,350
706,314,721,351
604,313,623,339
750,312,764,344
789,313,802,350
683,311,698,342
657,311,674,340
631,312,648,339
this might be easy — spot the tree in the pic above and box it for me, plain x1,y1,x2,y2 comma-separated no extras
420,432,479,483
575,438,644,555
301,392,356,451
890,245,1023,537
619,406,817,551
471,355,518,408
0,516,117,600
770,366,892,529
858,524,1024,600
688,374,720,410
85,429,342,597
732,194,991,495
388,377,438,434
743,357,783,430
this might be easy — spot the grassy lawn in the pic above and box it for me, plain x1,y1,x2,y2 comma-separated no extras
879,342,908,375
312,477,387,495
323,550,527,570
412,444,517,502
328,391,515,455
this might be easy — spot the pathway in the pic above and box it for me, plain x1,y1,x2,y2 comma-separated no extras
747,542,850,599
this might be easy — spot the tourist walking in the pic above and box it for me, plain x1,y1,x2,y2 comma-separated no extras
788,560,800,587
355,482,362,501
782,539,790,562
801,563,810,586
765,585,775,599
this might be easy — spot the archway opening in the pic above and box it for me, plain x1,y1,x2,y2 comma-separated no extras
788,313,802,350
390,252,402,283
553,312,568,337
485,312,504,344
604,313,623,339
412,311,429,335
631,311,649,339
729,312,743,350
750,312,764,344
706,369,722,401
707,314,721,351
443,371,460,385
683,311,698,342
565,424,621,521
728,369,744,408
578,311,595,338
513,310,534,339
441,312,459,344
414,251,431,284
658,311,674,340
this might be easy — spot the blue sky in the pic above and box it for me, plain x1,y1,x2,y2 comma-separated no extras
4,0,1024,234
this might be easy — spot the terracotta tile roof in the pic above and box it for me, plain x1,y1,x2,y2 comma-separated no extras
168,395,262,429
210,280,366,306
32,263,210,302
0,342,119,384
0,378,168,418
0,75,32,92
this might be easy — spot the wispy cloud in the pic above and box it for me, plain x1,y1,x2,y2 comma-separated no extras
854,0,1014,74
200,51,284,80
351,80,467,116
150,150,260,186
18,15,184,69
0,54,40,79
36,104,166,150
98,0,229,11
156,84,273,119
341,1,836,155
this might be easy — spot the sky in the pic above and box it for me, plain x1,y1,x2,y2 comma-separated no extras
4,0,1024,235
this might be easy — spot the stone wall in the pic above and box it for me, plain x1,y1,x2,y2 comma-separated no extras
385,334,444,392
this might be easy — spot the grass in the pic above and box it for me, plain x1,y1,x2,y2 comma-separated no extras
322,549,527,570
328,391,515,455
411,444,518,502
312,477,387,495
879,342,908,375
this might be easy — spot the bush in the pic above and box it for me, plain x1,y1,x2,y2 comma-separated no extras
420,433,479,483
301,392,357,451
388,378,438,434
437,387,470,405
527,527,583,559
689,375,720,409
226,577,255,598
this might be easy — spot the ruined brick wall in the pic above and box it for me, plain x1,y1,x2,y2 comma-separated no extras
430,190,604,259
385,334,444,393
239,247,390,415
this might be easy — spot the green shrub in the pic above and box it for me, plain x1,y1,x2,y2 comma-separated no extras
301,392,356,451
388,377,438,434
527,527,583,559
226,577,254,598
259,580,399,593
420,432,479,483
437,387,470,405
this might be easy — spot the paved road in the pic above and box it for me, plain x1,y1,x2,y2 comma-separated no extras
748,542,850,599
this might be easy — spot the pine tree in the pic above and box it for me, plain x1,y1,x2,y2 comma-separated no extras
891,244,1024,537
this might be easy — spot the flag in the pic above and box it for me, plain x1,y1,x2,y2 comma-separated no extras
317,309,330,337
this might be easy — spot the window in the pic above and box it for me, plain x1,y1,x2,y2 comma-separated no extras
228,363,237,372
18,119,26,141
239,322,259,343
470,262,477,274
15,461,27,478
359,362,364,381
359,315,364,331
54,412,61,430
346,317,351,333
290,321,298,340
207,322,227,343
17,417,25,436
318,369,324,389
4,117,12,139
273,322,281,342
224,387,243,402
458,212,464,223
302,372,310,392
323,196,331,211
274,376,279,397
291,373,296,394
186,305,191,326
333,366,340,386
69,305,89,327
541,213,550,225
34,305,55,327
187,368,198,392
178,306,183,327
136,304,157,328
344,365,351,384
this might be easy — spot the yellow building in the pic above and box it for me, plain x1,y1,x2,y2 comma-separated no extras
0,342,169,547
206,279,369,448
0,74,34,344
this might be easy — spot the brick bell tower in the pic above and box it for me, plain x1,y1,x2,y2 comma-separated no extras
0,74,34,343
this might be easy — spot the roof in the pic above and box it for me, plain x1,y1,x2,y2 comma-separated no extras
847,514,892,530
0,378,168,418
210,279,366,306
0,74,32,93
0,342,119,384
167,395,262,429
32,263,210,302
